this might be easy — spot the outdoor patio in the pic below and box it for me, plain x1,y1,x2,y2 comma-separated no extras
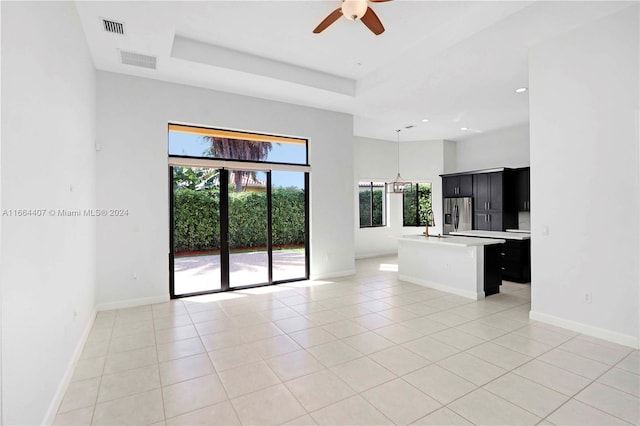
174,250,306,295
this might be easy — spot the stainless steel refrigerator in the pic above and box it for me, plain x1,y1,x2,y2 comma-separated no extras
443,197,473,234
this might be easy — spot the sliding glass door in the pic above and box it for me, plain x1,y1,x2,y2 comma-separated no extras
170,166,222,296
170,167,307,298
228,169,270,288
272,170,308,282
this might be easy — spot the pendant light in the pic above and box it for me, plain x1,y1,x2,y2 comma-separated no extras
387,129,412,194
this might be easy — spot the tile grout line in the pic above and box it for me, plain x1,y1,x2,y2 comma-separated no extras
65,263,639,426
152,302,168,425
88,311,116,425
386,304,559,423
538,347,638,425
186,300,243,425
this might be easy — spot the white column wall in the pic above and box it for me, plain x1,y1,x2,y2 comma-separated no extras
529,5,639,347
1,2,97,423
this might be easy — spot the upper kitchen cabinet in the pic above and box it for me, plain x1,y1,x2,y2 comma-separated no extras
473,172,503,212
473,171,517,231
442,174,473,197
516,167,530,211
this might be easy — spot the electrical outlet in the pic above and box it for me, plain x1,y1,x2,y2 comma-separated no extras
583,292,592,304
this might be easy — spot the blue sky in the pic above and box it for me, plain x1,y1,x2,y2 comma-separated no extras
169,132,305,188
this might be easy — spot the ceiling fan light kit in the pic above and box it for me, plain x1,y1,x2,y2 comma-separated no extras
313,0,391,36
342,0,368,20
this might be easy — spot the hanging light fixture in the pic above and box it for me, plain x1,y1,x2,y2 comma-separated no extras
387,129,412,194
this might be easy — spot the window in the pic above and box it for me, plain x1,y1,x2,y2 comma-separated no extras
359,182,386,228
168,124,308,165
403,183,434,226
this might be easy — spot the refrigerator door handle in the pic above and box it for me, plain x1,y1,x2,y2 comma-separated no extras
454,205,459,231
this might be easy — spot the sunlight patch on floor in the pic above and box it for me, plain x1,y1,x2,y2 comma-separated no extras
186,292,247,303
238,285,291,295
286,279,335,288
379,263,398,272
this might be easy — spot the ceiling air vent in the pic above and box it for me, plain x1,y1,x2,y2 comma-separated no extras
102,18,124,35
120,50,157,70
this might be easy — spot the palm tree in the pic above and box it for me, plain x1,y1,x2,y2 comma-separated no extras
204,137,273,192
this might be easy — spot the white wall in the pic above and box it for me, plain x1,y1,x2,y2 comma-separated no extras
0,4,4,423
354,137,447,258
443,140,458,174
529,6,639,347
96,72,354,307
454,123,530,172
1,2,97,424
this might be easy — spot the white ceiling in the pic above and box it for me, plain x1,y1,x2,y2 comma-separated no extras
75,1,632,141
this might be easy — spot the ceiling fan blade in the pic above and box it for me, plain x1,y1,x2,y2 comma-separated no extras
313,8,343,33
361,6,385,35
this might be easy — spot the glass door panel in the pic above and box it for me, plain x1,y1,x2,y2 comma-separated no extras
228,169,269,288
272,171,307,282
171,166,222,296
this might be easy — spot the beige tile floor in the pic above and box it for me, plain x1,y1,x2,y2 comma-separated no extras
55,256,640,426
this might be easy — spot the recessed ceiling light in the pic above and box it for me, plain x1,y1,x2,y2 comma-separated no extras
421,119,429,122
460,127,468,131
515,87,528,93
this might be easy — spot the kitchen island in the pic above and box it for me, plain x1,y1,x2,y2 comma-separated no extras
450,230,531,283
397,234,505,300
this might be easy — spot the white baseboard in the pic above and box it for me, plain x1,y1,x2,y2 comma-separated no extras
311,269,356,281
42,309,97,425
529,310,639,349
399,274,483,300
355,251,397,260
97,295,169,311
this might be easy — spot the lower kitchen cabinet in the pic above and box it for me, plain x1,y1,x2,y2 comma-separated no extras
501,239,531,283
484,243,503,296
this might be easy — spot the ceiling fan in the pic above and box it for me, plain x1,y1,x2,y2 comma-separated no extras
313,0,392,36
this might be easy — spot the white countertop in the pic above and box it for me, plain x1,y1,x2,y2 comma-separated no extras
398,234,505,247
450,230,531,240
506,229,531,234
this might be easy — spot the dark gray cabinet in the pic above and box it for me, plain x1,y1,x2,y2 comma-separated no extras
501,239,531,283
443,175,472,197
441,168,522,232
484,244,503,295
474,172,503,212
473,172,509,231
516,167,530,211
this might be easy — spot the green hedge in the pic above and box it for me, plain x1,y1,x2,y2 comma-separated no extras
173,187,305,252
359,187,385,227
